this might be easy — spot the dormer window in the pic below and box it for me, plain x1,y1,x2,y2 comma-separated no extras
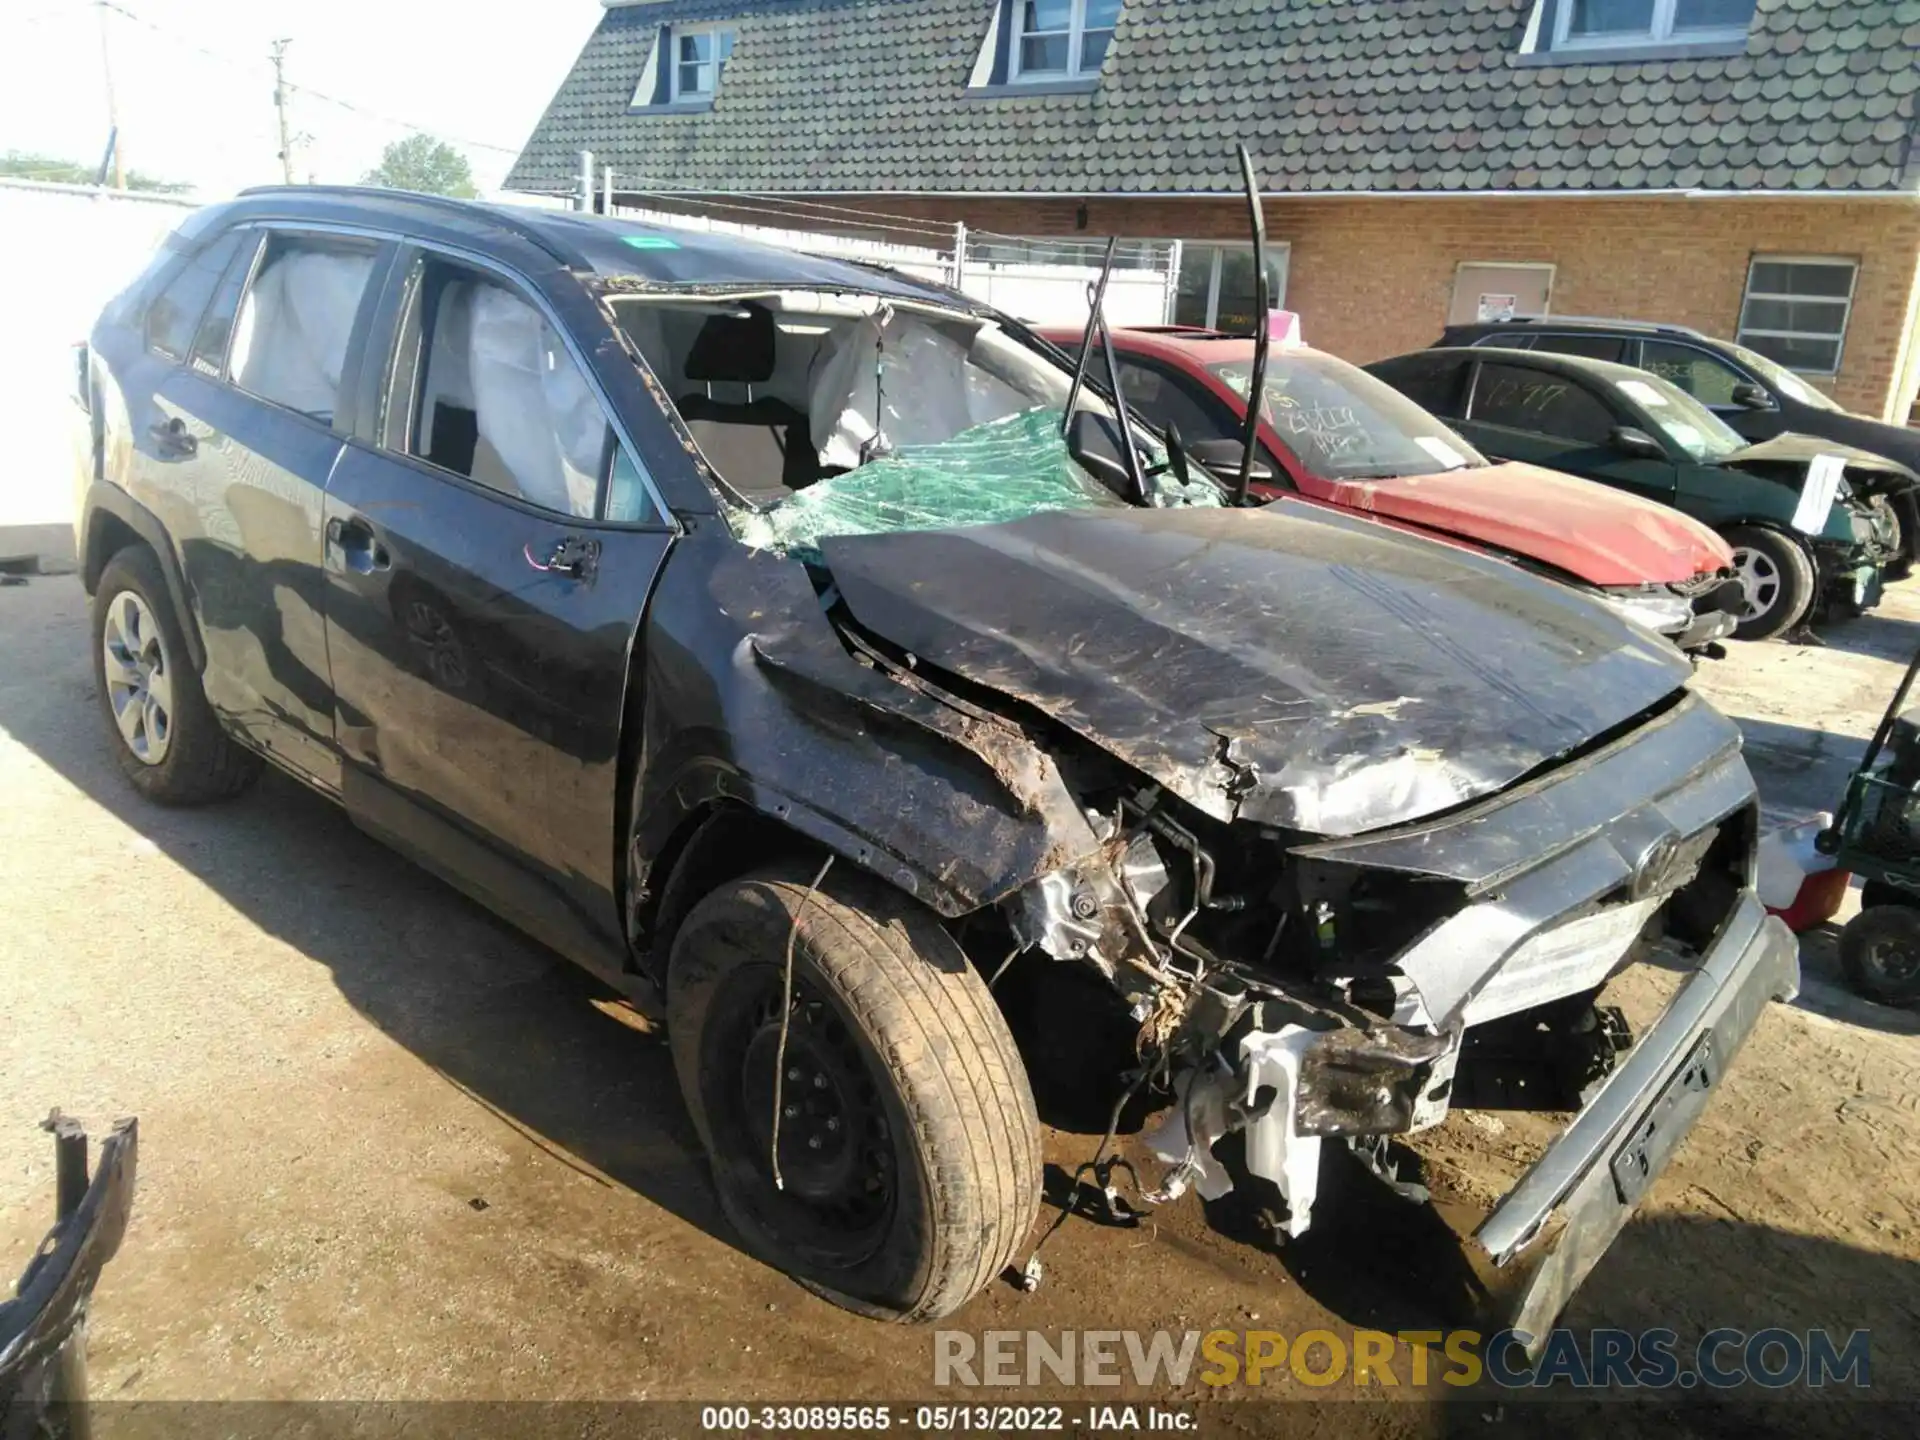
1011,0,1119,83
670,24,735,102
1539,0,1755,55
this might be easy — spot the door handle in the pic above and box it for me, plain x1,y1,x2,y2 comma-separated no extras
524,535,600,581
147,417,196,458
327,516,390,574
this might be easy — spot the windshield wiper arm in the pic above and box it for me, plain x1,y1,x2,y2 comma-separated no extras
1060,237,1146,502
1233,143,1271,508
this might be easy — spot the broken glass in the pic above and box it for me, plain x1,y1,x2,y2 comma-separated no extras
735,406,1163,561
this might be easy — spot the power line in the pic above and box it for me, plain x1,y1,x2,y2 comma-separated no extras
97,1,523,157
616,189,949,248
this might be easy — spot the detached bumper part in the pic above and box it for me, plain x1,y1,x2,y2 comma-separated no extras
1475,892,1797,1349
0,1115,139,1428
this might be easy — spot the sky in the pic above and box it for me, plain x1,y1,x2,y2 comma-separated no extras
3,0,606,197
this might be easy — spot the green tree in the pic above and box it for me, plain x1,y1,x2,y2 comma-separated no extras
0,150,192,194
360,135,477,198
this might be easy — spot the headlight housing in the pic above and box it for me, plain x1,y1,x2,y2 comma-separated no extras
1597,590,1695,634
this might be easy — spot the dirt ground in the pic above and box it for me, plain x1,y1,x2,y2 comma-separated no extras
4,571,1919,1436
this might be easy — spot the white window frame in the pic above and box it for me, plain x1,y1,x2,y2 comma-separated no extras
1735,254,1858,378
668,22,735,102
1009,0,1117,83
1549,0,1752,53
1169,241,1291,330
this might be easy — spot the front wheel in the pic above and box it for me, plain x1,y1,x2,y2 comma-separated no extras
668,863,1042,1321
1723,525,1816,641
1838,905,1920,1007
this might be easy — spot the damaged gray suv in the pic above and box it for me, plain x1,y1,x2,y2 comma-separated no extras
74,188,1797,1339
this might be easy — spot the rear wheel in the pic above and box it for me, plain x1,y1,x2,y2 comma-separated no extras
667,863,1041,1321
91,546,260,804
1723,525,1816,641
1838,905,1920,1007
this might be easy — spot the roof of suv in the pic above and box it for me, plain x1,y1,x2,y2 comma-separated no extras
222,185,964,303
1441,316,1712,343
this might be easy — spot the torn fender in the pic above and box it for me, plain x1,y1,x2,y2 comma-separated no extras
626,530,1102,931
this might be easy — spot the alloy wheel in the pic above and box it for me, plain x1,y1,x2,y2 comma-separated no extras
1729,546,1779,621
100,590,174,765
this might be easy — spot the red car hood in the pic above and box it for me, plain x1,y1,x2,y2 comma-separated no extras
1321,461,1732,586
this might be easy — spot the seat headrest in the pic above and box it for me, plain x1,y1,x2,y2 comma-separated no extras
685,307,776,385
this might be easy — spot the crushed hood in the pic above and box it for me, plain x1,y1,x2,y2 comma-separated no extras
820,503,1690,837
1326,460,1732,587
1725,433,1920,489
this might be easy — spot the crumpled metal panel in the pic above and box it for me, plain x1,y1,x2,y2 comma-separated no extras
822,502,1691,837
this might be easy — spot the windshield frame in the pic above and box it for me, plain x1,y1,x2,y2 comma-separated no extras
1209,351,1490,481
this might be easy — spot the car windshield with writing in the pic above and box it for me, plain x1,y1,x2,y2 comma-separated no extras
1211,354,1486,480
1608,371,1750,464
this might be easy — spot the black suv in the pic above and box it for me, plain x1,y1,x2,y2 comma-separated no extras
73,187,1794,1336
1439,316,1920,574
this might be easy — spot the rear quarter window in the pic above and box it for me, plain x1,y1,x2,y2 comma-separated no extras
142,230,247,361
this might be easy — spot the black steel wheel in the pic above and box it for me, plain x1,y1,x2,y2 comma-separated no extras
667,862,1041,1320
1838,905,1920,1008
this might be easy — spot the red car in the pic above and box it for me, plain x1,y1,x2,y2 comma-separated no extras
1040,326,1742,652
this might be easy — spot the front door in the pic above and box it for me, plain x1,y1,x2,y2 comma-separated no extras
320,246,675,966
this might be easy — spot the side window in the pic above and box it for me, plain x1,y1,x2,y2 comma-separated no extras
1527,332,1627,363
229,233,380,424
1638,341,1744,408
189,232,263,378
400,257,659,523
143,230,246,361
1115,359,1234,442
1469,363,1616,445
1371,354,1469,417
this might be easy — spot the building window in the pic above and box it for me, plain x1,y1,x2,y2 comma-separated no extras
1172,243,1289,333
1011,0,1119,82
1545,0,1754,53
670,24,734,101
1735,256,1857,376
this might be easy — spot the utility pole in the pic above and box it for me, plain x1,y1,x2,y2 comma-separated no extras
270,39,295,184
95,0,125,189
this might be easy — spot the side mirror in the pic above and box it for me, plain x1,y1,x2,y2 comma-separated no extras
1730,381,1776,411
1186,437,1276,485
1610,424,1666,460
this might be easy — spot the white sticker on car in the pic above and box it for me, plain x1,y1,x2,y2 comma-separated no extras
1412,436,1467,470
1792,453,1846,534
1617,379,1668,407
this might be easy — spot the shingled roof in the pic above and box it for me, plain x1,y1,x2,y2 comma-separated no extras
507,0,1920,197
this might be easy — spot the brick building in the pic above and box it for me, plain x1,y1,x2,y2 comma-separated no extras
509,0,1920,422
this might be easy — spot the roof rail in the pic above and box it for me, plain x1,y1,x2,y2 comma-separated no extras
234,184,579,266
1473,314,1707,340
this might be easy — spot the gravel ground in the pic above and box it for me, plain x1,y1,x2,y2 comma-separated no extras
4,571,1918,1436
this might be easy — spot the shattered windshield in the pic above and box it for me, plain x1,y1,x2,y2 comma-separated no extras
734,407,1144,561
1211,353,1486,480
1608,372,1750,463
610,291,1213,558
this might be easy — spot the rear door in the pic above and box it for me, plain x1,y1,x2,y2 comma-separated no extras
1461,360,1681,508
320,243,676,967
138,226,392,789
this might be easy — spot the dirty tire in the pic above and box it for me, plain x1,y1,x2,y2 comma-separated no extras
1838,905,1920,1008
92,545,260,805
667,863,1042,1321
1724,525,1816,641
